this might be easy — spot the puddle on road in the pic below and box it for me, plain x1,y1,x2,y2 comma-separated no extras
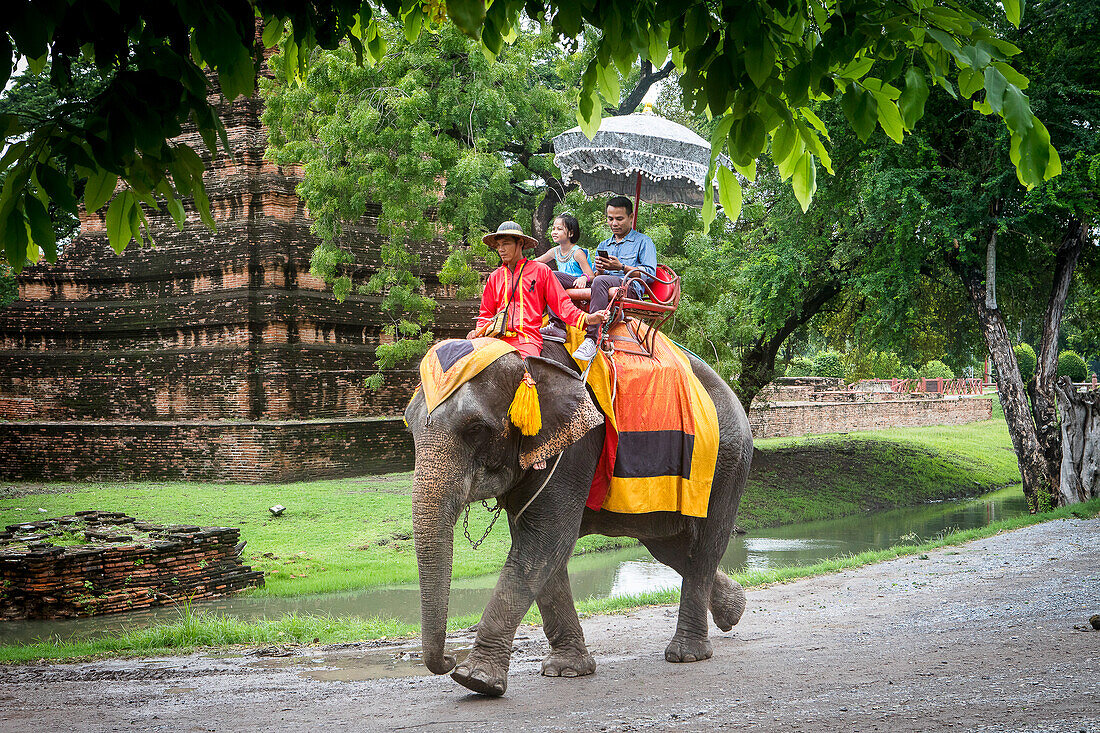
249,643,474,682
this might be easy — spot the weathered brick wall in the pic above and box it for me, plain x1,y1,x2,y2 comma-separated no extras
0,398,993,482
0,418,413,482
0,72,472,482
754,384,816,402
748,396,993,439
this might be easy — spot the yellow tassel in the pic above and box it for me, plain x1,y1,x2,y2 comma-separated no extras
509,372,542,436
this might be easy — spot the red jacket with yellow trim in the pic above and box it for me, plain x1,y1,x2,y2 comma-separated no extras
477,258,588,358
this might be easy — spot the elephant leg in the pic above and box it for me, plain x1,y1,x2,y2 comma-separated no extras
536,563,596,678
451,565,537,696
710,569,746,632
641,536,719,663
453,505,585,696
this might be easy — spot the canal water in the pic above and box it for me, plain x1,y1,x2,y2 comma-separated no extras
0,486,1027,646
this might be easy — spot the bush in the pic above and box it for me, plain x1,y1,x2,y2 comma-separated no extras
812,351,845,379
870,351,902,380
1057,350,1088,382
899,364,918,380
785,356,814,377
919,360,955,380
840,350,902,382
1014,343,1037,384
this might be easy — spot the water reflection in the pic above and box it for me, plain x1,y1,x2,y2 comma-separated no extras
0,486,1028,646
609,560,680,597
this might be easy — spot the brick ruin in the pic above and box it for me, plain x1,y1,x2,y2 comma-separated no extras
0,78,475,482
749,377,993,439
0,511,263,619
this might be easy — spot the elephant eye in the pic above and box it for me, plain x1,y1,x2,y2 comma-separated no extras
462,422,493,446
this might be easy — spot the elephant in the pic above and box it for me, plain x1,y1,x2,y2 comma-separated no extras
404,339,753,696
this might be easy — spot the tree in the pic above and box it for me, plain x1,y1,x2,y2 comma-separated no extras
786,357,813,377
262,21,566,380
844,0,1100,508
665,0,1097,509
1,0,1059,275
261,21,673,381
0,261,15,307
920,360,955,380
1054,377,1100,504
1014,343,1037,384
812,351,845,379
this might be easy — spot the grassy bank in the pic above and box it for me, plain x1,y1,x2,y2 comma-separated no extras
4,498,1096,664
741,419,1020,528
0,420,1021,598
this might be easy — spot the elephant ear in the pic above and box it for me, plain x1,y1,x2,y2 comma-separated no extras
518,356,603,470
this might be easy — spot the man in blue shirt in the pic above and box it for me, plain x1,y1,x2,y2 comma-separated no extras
572,196,657,361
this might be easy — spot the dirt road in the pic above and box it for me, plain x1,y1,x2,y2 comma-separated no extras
3,518,1099,732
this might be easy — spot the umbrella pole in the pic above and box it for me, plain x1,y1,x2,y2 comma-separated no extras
631,172,642,230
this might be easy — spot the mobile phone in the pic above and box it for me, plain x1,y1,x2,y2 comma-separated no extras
597,249,608,259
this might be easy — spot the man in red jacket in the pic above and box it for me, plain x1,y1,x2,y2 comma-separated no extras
471,221,608,358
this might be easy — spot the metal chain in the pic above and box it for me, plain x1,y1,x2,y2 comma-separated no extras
462,500,503,549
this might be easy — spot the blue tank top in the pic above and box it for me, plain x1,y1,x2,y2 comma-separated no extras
552,245,592,278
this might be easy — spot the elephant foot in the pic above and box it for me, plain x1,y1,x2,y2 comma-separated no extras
451,657,508,697
541,649,596,678
664,636,713,663
710,575,747,632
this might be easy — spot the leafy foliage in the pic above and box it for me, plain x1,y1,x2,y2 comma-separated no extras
1,0,1058,272
812,351,844,379
843,350,903,382
1056,350,1088,382
262,21,574,380
785,356,814,378
920,360,955,380
0,62,111,252
1014,343,1037,384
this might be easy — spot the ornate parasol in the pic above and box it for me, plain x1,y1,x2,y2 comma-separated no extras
552,107,729,225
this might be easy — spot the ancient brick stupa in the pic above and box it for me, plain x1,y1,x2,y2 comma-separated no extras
0,83,474,482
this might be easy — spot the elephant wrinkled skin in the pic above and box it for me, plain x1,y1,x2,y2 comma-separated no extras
404,341,753,696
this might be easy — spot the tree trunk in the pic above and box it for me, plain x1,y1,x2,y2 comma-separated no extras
1054,376,1100,504
735,282,841,408
531,176,567,253
954,262,1053,510
1030,221,1085,496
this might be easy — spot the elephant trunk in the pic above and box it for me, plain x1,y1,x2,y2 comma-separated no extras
413,473,459,675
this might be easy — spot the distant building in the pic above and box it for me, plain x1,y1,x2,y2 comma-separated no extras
0,82,474,482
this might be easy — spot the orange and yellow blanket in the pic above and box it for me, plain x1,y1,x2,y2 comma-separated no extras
567,323,719,518
414,331,719,518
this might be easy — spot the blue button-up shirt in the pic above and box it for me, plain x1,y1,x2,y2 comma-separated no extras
597,229,657,281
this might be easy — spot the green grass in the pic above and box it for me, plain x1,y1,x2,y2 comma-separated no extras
739,419,1019,528
0,474,631,597
4,497,1095,664
0,420,1021,597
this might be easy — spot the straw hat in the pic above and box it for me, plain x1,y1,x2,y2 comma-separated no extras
483,221,538,250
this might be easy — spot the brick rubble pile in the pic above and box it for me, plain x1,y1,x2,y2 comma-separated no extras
0,511,264,620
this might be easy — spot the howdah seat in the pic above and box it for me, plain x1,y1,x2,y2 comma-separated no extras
566,264,681,357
